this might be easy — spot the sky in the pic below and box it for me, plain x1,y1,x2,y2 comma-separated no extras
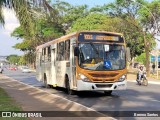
0,8,23,56
60,0,113,7
0,0,157,56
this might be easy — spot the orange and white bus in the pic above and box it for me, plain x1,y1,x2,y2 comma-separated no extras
36,31,129,95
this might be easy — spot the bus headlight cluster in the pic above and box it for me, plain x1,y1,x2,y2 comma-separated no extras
118,74,126,82
79,74,90,82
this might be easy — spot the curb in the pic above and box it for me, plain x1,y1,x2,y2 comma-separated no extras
128,80,160,85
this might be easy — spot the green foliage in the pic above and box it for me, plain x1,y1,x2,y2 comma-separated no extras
63,4,89,24
13,40,33,51
90,5,105,13
11,18,65,52
18,56,26,65
37,18,65,40
102,0,156,58
137,0,160,41
69,13,106,32
69,13,121,33
6,55,20,65
11,27,24,39
6,54,29,66
24,52,35,65
0,0,4,27
135,53,146,65
52,1,89,31
0,0,59,35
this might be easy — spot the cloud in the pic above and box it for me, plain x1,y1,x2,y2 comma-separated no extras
1,8,20,35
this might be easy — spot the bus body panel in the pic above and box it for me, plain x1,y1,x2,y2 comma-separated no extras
55,61,68,87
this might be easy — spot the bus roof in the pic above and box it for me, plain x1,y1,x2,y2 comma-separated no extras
80,30,123,36
36,32,77,50
36,31,123,50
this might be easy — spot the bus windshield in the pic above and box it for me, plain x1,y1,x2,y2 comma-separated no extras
78,43,126,71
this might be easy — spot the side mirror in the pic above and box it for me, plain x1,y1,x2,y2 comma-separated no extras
74,47,79,56
126,47,131,61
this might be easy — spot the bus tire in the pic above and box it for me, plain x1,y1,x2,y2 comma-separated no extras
65,76,75,95
104,90,112,95
44,74,49,88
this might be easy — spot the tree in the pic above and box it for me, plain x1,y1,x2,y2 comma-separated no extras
138,0,160,38
6,55,20,65
136,0,160,76
18,56,27,65
0,0,58,37
24,52,35,68
11,9,65,67
102,0,157,76
52,1,89,32
69,13,121,33
135,53,146,65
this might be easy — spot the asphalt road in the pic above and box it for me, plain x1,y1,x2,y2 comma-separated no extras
2,68,160,119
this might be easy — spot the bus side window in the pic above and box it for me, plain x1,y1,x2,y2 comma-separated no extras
48,46,51,62
44,48,47,62
42,48,45,62
65,40,70,60
57,42,65,61
40,53,42,66
56,43,59,61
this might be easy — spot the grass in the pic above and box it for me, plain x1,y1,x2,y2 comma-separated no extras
0,87,27,120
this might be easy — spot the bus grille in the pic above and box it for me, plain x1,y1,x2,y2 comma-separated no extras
88,73,118,82
89,73,118,77
96,84,113,88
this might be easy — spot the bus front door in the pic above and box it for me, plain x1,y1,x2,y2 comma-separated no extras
71,41,77,90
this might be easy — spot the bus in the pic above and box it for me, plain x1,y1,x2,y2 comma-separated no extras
36,31,129,95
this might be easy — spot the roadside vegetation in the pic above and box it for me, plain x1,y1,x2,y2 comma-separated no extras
0,87,27,120
0,0,159,76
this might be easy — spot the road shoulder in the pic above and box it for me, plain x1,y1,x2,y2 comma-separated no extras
0,74,113,120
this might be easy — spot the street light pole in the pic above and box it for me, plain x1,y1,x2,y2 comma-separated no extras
156,48,159,79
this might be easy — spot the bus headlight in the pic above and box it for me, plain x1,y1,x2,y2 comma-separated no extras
79,74,90,82
118,74,126,82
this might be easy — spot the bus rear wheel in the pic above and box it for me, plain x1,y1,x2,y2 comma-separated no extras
44,74,49,88
65,77,75,95
104,90,112,95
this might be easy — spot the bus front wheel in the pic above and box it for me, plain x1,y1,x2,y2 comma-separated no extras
65,77,75,95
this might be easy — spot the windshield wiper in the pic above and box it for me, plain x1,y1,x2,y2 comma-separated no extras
89,43,99,55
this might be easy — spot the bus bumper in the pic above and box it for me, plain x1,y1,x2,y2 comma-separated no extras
77,80,127,91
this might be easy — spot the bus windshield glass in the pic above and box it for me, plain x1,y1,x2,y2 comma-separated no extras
78,43,126,71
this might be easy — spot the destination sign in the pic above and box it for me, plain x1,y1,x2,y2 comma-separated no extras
78,32,124,43
84,34,119,41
